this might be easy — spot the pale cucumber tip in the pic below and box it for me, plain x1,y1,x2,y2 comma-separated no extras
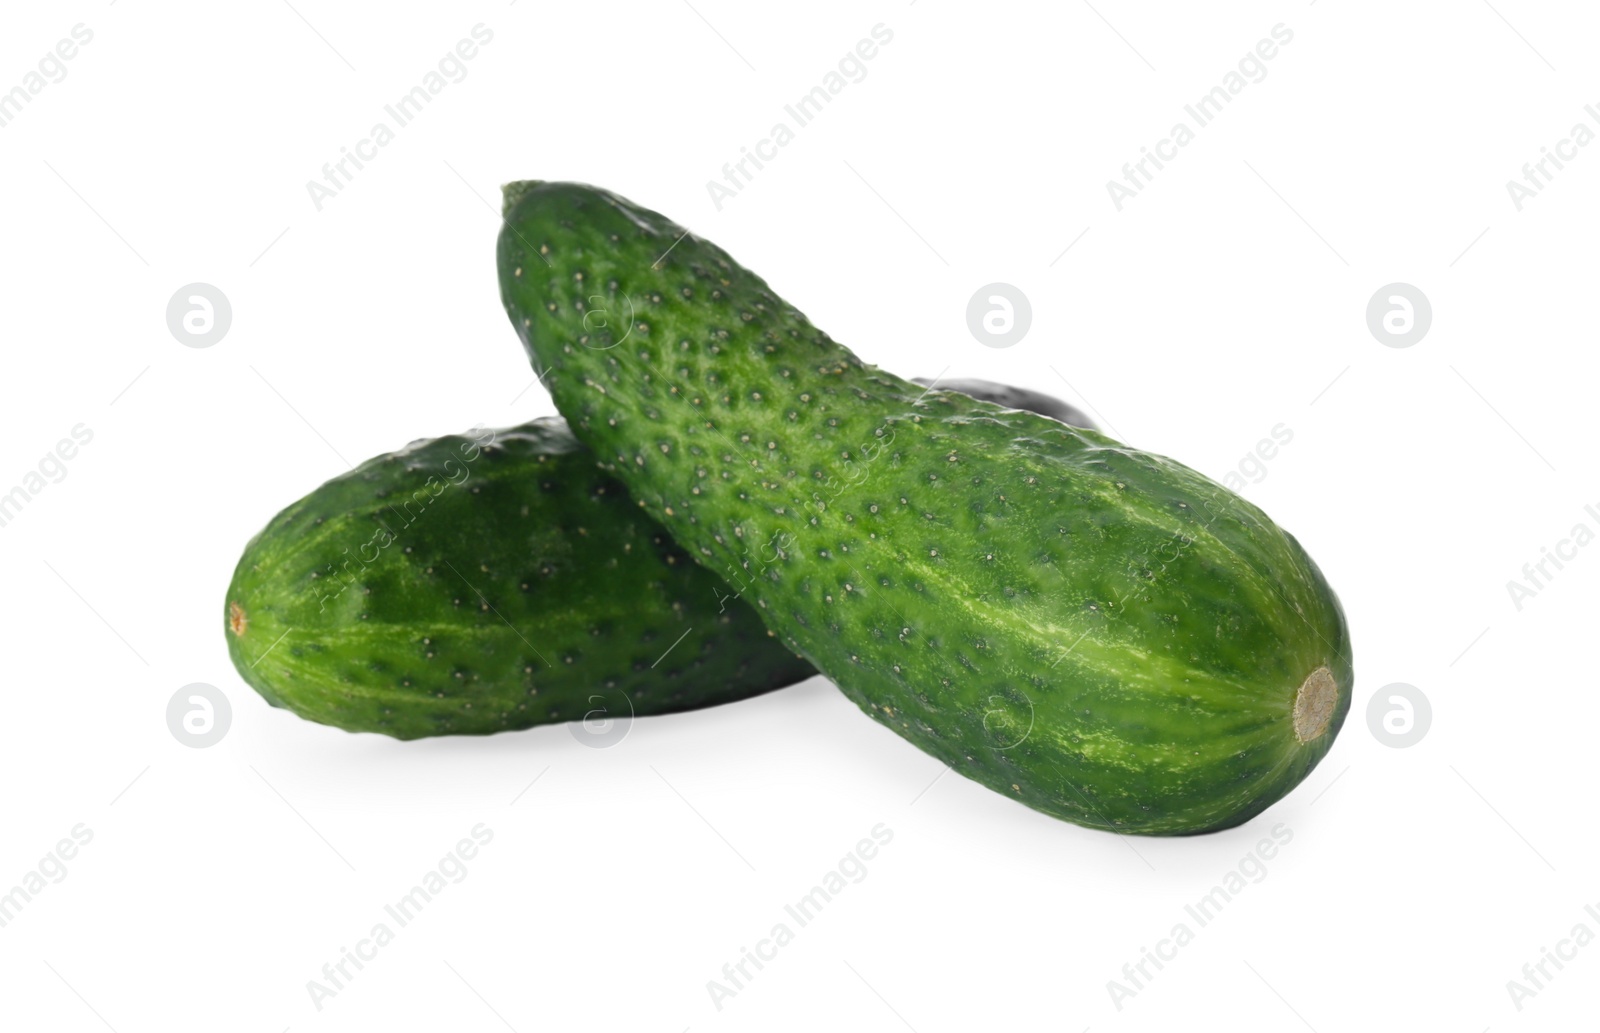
1292,666,1338,743
501,180,546,217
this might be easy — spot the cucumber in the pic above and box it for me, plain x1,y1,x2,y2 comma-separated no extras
497,181,1353,834
226,386,1084,739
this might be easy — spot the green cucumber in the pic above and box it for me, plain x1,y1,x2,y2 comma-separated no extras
225,385,1083,739
497,181,1353,835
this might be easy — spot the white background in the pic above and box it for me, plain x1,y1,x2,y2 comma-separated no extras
1,1,1594,1030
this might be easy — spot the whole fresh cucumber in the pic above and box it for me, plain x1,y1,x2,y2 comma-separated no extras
497,181,1353,835
225,385,1086,739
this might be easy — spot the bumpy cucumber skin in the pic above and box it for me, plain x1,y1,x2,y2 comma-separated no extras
497,181,1353,835
225,419,814,739
226,385,1083,739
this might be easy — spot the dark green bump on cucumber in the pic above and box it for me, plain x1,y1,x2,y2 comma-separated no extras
225,385,1083,739
497,181,1353,835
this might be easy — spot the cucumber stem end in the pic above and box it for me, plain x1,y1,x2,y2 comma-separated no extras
1292,666,1337,743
